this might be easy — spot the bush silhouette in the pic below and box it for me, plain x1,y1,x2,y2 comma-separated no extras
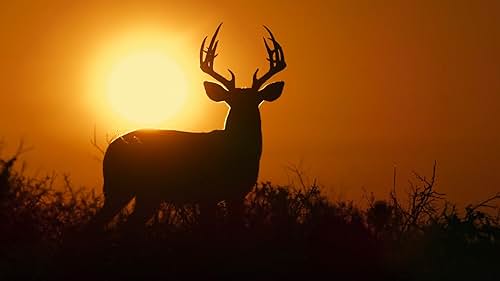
1,155,499,281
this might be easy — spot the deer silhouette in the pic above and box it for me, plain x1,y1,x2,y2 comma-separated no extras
92,24,286,229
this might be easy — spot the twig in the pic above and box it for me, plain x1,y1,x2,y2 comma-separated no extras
90,125,105,155
468,192,500,212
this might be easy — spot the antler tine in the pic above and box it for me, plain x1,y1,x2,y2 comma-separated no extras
263,25,276,41
252,26,286,90
199,36,207,65
263,37,273,60
264,25,285,67
200,23,235,90
208,24,221,52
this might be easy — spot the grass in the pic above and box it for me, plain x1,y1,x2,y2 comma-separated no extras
1,153,499,281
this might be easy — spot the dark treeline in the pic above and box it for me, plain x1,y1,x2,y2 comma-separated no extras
1,153,499,281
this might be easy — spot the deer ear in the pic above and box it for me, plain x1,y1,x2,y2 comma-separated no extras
204,81,228,102
259,81,284,102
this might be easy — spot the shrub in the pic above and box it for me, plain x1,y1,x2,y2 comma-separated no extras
0,155,499,281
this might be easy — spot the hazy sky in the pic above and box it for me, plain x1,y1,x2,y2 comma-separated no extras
1,0,499,204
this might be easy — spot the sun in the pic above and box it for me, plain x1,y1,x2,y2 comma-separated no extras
107,52,187,126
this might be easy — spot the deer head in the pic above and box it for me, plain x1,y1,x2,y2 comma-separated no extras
200,24,286,132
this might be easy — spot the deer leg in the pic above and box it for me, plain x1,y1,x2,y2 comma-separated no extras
227,198,245,227
125,195,158,231
88,191,134,232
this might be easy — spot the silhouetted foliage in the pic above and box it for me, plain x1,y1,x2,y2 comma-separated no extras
1,155,499,281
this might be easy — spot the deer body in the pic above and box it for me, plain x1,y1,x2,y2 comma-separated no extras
93,24,285,229
103,115,262,204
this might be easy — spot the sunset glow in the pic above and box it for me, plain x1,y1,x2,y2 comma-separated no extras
107,52,187,126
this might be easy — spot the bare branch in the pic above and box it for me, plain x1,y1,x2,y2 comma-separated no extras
90,125,105,156
468,192,500,212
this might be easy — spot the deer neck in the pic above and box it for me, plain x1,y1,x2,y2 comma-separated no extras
223,108,262,155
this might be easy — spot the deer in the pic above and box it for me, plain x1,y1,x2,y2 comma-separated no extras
91,24,286,230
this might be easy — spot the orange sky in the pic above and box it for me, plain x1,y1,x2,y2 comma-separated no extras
1,0,499,204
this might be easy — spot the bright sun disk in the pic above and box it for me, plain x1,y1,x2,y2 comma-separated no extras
107,52,187,126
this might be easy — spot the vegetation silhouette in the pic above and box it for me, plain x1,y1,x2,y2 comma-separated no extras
1,149,500,280
90,24,286,231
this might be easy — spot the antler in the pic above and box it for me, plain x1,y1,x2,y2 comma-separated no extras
252,26,286,90
200,23,235,90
